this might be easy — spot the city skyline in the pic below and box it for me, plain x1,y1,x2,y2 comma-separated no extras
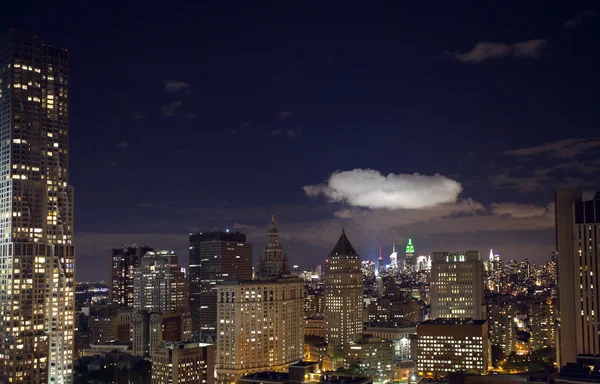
1,3,599,282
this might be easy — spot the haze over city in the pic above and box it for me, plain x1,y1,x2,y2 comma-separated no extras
3,2,599,281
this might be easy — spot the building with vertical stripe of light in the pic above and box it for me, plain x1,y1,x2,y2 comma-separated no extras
0,30,75,383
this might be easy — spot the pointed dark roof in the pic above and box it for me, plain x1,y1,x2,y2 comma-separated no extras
330,229,358,256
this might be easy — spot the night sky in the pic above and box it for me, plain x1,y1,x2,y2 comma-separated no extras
3,2,600,281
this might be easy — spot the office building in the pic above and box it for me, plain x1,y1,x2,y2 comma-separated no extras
417,319,489,377
216,218,304,384
556,189,600,368
133,250,188,313
188,230,252,334
109,245,154,306
430,251,485,320
151,341,214,384
344,335,395,380
367,294,418,327
89,305,119,344
0,30,75,383
324,229,364,347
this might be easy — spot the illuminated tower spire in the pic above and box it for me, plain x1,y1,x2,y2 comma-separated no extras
405,231,415,270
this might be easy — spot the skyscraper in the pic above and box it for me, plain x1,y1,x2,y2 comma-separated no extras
324,229,364,346
555,189,600,368
430,251,485,320
405,235,415,271
0,30,75,383
188,231,252,334
133,250,188,313
215,218,304,384
109,245,154,306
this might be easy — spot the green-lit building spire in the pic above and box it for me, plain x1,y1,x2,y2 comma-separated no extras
406,238,414,254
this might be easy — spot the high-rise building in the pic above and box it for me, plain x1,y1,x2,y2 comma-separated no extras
324,229,364,347
487,295,517,355
109,245,154,306
417,319,489,377
151,341,215,384
133,250,188,313
555,189,600,368
188,230,252,334
404,235,415,271
0,30,75,383
215,218,304,384
430,251,485,320
389,244,398,274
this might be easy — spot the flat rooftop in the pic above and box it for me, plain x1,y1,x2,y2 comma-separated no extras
419,318,486,326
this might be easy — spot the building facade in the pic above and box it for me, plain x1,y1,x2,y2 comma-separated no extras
109,245,153,306
151,341,215,384
324,230,364,347
417,319,489,377
133,250,188,313
345,335,395,380
556,189,600,368
430,251,485,320
0,30,75,383
216,217,304,384
188,231,252,334
215,277,305,383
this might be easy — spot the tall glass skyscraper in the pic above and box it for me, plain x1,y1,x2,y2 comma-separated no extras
0,30,75,383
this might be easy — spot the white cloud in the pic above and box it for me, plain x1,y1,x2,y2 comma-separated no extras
454,39,547,63
303,169,462,209
163,79,192,93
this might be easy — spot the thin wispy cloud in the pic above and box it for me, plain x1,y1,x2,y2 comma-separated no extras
131,112,147,119
452,39,547,63
490,202,553,219
160,101,183,117
163,79,192,94
287,129,302,139
563,10,598,28
280,110,293,119
270,130,283,136
114,141,129,149
304,169,462,210
504,138,600,158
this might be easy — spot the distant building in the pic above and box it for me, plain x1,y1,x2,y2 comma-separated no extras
556,189,600,369
89,305,119,344
324,229,364,347
430,251,485,320
216,218,304,384
404,235,415,271
363,326,417,360
367,295,418,327
133,250,188,313
305,316,325,339
417,319,489,377
529,294,556,352
151,341,214,384
110,245,154,306
132,310,192,357
188,230,252,334
415,255,431,272
486,295,517,355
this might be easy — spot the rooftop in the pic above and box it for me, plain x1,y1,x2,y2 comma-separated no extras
418,318,487,326
330,229,358,256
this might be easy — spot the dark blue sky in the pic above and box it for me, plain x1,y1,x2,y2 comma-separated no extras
4,1,599,280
